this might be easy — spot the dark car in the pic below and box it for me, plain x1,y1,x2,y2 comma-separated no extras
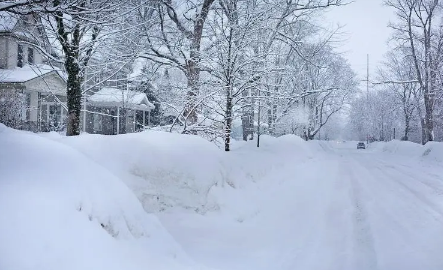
357,142,365,149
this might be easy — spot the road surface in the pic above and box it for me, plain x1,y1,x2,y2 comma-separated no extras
159,141,443,270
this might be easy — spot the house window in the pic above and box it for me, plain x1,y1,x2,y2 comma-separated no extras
41,104,47,124
28,47,34,65
49,104,60,125
17,44,24,67
93,113,102,132
25,93,31,121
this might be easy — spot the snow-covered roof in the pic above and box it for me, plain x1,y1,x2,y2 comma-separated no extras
0,64,67,83
87,87,155,111
0,11,17,32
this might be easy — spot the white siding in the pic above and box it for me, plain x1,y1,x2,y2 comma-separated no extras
33,49,43,65
5,39,18,69
3,39,44,69
0,38,6,69
28,91,39,122
24,72,66,95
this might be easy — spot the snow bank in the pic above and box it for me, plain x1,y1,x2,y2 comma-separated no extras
226,134,314,187
207,134,316,222
42,131,225,214
0,124,204,270
38,131,314,223
369,139,443,164
422,142,443,164
39,131,314,216
372,140,424,156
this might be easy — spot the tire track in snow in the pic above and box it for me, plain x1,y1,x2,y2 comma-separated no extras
350,154,443,269
367,155,443,196
372,165,443,220
345,160,378,270
380,162,443,196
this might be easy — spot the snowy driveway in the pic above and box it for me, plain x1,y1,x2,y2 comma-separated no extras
159,141,443,270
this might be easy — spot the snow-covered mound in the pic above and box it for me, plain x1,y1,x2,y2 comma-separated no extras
371,140,424,156
228,134,314,182
207,134,315,222
39,131,313,216
369,139,443,164
41,131,225,214
422,142,443,164
0,125,204,270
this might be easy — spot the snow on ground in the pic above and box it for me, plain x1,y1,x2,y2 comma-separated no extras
40,131,314,221
41,131,225,214
0,125,207,270
158,140,443,270
2,125,443,270
367,139,443,164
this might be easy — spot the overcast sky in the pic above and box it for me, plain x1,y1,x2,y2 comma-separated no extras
322,0,395,84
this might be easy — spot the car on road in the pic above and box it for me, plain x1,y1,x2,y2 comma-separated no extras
357,142,366,149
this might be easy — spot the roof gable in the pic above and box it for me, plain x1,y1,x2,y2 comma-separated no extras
88,87,155,111
0,11,18,32
0,64,67,83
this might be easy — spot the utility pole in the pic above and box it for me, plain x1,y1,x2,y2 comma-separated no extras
366,54,369,144
257,88,261,148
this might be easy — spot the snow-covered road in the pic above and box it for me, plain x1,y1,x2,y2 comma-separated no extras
159,141,443,270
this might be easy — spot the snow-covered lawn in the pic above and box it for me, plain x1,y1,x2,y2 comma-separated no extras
1,125,443,270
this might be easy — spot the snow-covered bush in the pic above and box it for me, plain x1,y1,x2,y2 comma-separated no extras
0,89,26,129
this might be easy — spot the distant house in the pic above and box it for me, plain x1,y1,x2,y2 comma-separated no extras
0,12,67,132
84,87,154,135
0,12,156,135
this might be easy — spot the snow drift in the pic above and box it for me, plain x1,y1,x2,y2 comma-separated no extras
0,124,205,270
369,139,443,164
422,142,443,164
42,131,225,214
39,131,313,216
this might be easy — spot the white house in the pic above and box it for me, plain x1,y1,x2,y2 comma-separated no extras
84,87,154,135
0,12,67,132
0,12,156,135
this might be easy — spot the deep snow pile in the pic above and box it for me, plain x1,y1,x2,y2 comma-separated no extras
370,140,424,156
0,125,207,270
369,140,443,164
39,131,314,217
422,142,443,164
41,131,225,214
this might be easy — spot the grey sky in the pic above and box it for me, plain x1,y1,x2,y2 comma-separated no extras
323,0,394,84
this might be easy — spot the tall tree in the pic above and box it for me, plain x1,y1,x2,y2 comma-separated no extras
138,0,216,128
378,49,419,141
386,0,443,143
14,0,127,135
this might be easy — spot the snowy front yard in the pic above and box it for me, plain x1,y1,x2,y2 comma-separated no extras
1,125,443,270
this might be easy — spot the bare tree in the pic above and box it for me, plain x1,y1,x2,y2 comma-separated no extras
137,0,216,127
25,0,128,136
0,0,46,12
386,0,443,143
377,49,419,141
203,0,266,151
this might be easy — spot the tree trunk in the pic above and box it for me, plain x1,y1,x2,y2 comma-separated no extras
420,118,426,145
184,57,199,126
424,93,434,142
66,57,82,136
241,90,254,141
224,94,233,151
402,115,410,141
